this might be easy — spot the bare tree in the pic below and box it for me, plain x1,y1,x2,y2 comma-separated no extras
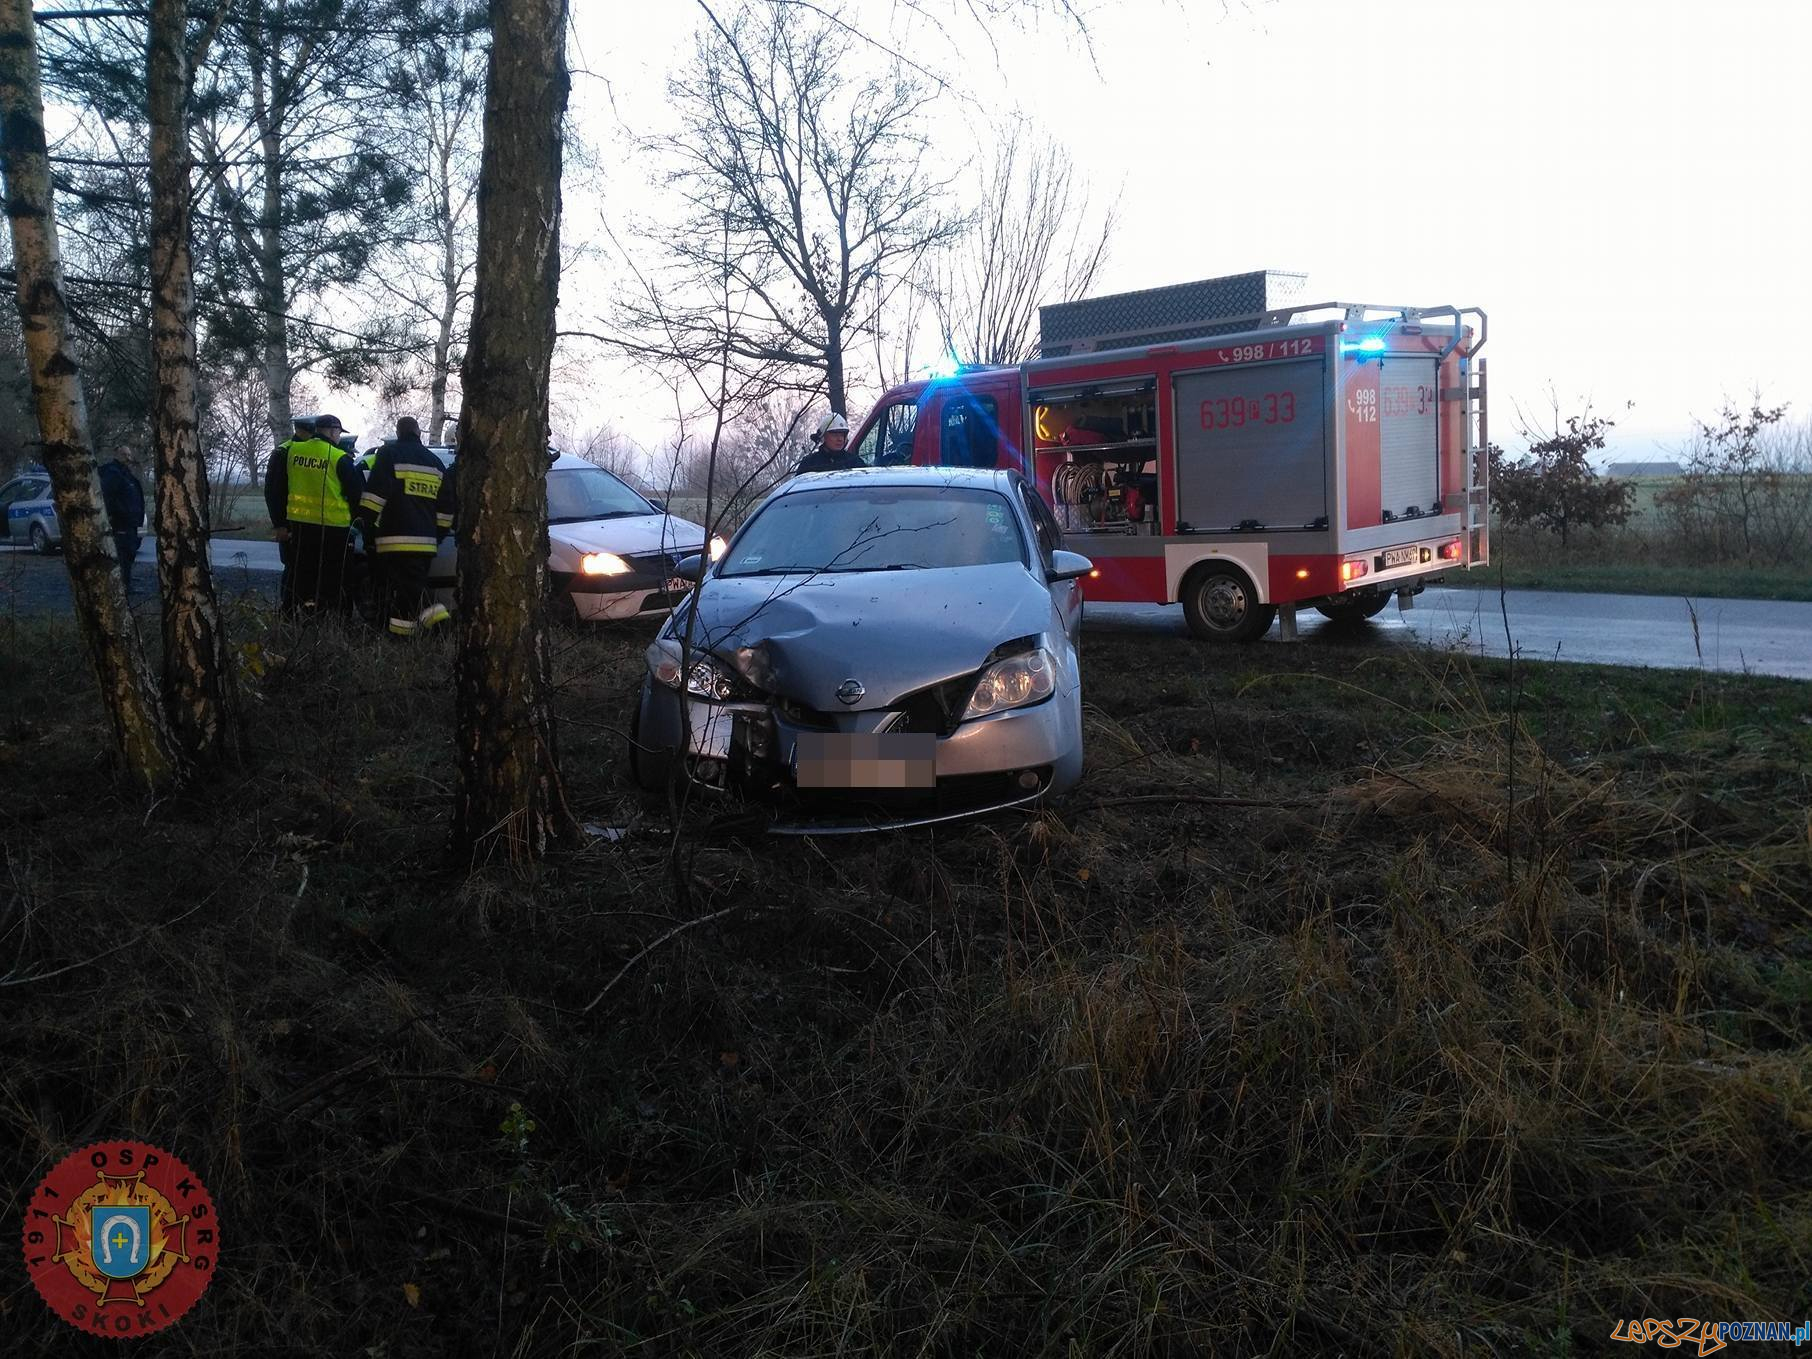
934,126,1115,366
0,0,181,792
556,417,643,480
615,0,961,418
191,0,417,445
451,0,575,863
201,366,269,487
369,2,485,443
148,0,240,767
660,394,813,523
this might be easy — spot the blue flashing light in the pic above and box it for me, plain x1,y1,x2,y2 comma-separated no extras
927,353,964,380
1357,336,1387,353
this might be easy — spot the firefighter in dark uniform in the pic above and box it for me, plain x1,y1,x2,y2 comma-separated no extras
793,412,859,474
265,412,363,615
356,416,456,636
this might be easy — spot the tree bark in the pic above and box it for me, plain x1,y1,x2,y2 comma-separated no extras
0,0,182,793
149,0,239,766
451,0,575,863
429,132,458,443
824,313,845,416
250,18,290,446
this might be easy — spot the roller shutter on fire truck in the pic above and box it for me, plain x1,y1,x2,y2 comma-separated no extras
1378,357,1441,518
1172,357,1329,532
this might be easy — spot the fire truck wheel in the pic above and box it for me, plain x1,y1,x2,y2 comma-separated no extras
1181,564,1276,643
1315,593,1391,623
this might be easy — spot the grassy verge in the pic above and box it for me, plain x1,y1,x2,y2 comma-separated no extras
1487,509,1812,601
2,614,1809,1355
1483,548,1812,601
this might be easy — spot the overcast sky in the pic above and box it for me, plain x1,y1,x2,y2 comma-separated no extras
549,0,1812,462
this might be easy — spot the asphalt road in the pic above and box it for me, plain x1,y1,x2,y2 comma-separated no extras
0,538,279,615
5,542,1808,680
1085,586,1812,679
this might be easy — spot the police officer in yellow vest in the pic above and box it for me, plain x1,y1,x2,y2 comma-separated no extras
264,412,365,615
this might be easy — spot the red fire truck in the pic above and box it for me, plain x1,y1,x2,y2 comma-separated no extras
846,274,1489,641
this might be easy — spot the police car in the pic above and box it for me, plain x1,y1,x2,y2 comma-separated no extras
426,451,725,622
0,467,59,553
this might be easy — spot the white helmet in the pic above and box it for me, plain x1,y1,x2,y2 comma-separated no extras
815,412,850,440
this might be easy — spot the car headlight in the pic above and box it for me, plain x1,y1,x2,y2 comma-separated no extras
645,639,750,701
709,535,728,561
963,647,1058,719
582,551,631,576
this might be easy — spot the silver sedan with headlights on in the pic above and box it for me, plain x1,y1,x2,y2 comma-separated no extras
631,467,1092,832
426,452,726,621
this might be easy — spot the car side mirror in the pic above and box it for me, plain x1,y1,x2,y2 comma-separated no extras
672,553,705,582
646,497,667,512
1048,549,1093,583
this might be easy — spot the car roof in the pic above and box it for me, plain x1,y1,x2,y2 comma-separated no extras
778,466,1022,494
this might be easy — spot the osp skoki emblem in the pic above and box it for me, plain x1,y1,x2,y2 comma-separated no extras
22,1140,219,1338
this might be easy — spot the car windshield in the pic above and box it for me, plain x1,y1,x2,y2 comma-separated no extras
547,466,654,523
720,485,1027,576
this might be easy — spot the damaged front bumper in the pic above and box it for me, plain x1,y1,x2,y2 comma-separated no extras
634,682,1078,833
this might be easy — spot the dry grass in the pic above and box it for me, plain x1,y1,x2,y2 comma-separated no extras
1,612,1809,1356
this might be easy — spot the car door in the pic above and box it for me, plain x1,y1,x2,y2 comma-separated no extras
4,477,51,543
1019,480,1081,646
0,477,23,540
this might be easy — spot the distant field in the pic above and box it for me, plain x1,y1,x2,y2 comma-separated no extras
211,484,278,539
1489,474,1812,601
1484,542,1812,601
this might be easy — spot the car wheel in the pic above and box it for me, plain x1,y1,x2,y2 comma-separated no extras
1181,564,1276,643
629,682,672,790
1315,593,1391,623
29,522,54,555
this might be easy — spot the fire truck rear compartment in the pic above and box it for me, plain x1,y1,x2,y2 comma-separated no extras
1172,358,1330,534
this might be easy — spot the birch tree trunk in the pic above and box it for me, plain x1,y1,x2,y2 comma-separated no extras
430,274,455,443
0,0,181,793
451,0,575,862
429,136,458,443
149,0,239,765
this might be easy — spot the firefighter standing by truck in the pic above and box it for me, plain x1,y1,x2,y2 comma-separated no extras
793,413,859,474
355,416,455,636
265,412,364,616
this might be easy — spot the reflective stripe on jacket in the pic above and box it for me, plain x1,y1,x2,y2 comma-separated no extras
283,437,359,527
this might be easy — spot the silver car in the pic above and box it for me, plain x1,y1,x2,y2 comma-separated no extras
632,467,1092,832
426,451,724,621
0,469,59,553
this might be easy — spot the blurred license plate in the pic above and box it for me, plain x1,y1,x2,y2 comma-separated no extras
1382,546,1417,568
794,732,935,789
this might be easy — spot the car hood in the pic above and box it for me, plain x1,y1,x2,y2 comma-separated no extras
683,563,1054,710
550,514,708,560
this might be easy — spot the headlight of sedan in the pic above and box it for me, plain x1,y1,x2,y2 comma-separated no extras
646,639,752,701
963,647,1058,719
581,551,631,576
